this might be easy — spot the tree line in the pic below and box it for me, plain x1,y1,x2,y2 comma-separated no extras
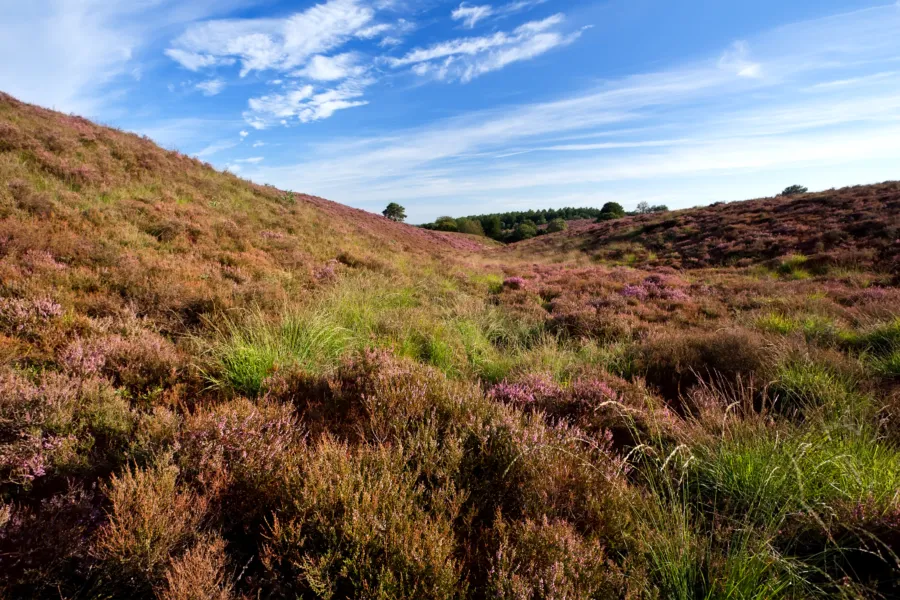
416,202,668,242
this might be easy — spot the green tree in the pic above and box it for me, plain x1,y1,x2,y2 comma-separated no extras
382,203,407,222
547,218,568,233
780,185,808,196
482,216,503,239
434,216,458,232
458,218,485,236
513,221,538,241
597,202,626,221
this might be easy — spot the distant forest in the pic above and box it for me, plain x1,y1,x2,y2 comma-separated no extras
421,204,667,242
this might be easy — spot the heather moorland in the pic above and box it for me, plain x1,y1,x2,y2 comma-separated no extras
1,92,900,599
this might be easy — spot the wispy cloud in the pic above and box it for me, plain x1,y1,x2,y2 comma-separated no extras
243,76,372,128
390,14,582,82
452,4,493,29
451,0,548,29
0,0,254,115
195,78,226,96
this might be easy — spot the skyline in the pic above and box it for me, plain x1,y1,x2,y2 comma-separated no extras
1,0,899,223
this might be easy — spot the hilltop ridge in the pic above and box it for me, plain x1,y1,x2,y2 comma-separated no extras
500,182,900,274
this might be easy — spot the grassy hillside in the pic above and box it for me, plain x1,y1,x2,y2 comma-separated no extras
500,184,900,274
2,94,900,599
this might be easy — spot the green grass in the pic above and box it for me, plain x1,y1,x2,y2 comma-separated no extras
631,453,807,600
871,349,900,377
209,309,354,396
770,359,858,416
756,313,797,335
776,254,812,280
692,424,900,520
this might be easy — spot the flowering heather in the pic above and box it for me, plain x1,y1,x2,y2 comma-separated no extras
621,284,649,300
503,276,527,290
0,296,63,334
489,374,561,407
61,337,109,375
0,93,898,598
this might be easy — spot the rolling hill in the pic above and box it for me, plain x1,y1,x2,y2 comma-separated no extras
500,183,900,275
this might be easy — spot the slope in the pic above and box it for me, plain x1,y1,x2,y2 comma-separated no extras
0,91,488,335
499,183,900,274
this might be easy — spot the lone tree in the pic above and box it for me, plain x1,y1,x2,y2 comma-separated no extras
382,203,407,222
597,202,626,221
780,185,808,197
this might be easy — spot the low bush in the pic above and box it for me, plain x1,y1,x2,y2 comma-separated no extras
261,439,464,599
95,459,209,594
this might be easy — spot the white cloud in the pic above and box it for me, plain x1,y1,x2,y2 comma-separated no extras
389,14,580,82
296,53,367,81
452,4,494,29
166,0,374,76
196,78,226,96
379,36,403,47
252,141,266,147
0,0,259,115
235,156,264,163
239,130,249,138
245,77,372,127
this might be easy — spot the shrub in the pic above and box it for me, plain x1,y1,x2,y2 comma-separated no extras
158,534,233,600
503,276,526,290
179,398,301,515
546,218,568,233
487,517,624,599
780,185,808,196
633,329,770,406
513,221,538,241
434,216,458,232
261,439,464,599
0,485,103,597
597,202,625,221
457,218,485,236
0,296,63,338
95,460,208,593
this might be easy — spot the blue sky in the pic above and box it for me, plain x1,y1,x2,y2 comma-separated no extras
1,1,899,223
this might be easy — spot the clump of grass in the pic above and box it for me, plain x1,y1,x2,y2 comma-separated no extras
777,254,811,280
207,309,353,396
770,358,858,416
871,349,900,377
756,312,798,335
692,425,900,520
629,449,808,600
